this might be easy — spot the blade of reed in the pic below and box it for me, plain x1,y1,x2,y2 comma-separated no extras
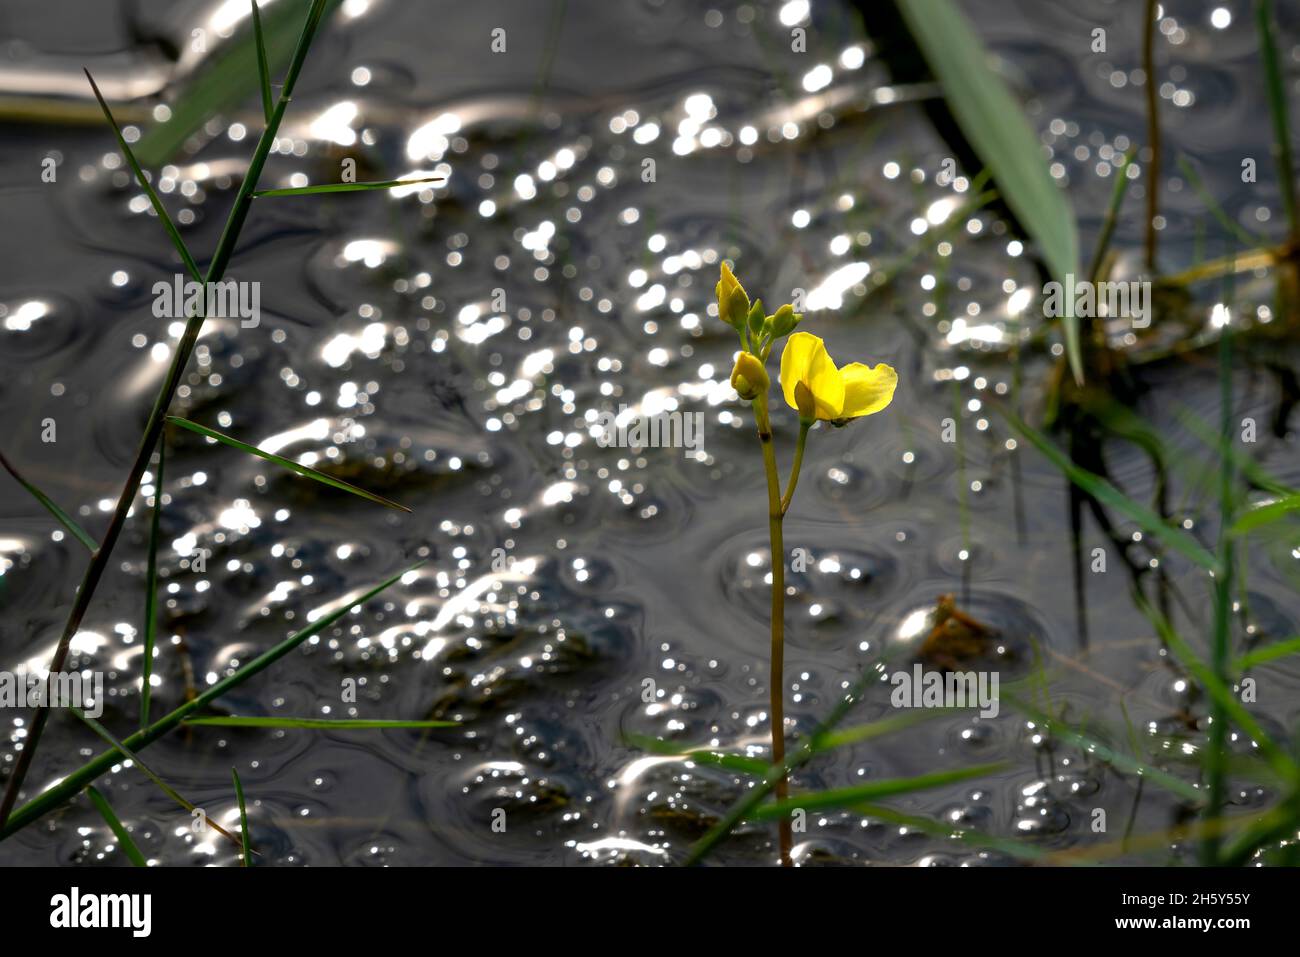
0,449,97,553
252,176,446,197
1004,412,1220,574
0,0,333,829
84,70,202,283
1004,693,1204,804
855,802,1047,862
1134,593,1298,783
140,439,164,730
184,717,457,729
1177,155,1267,250
74,710,242,849
85,785,148,867
1233,636,1300,672
749,763,1004,820
0,561,413,840
1087,147,1137,282
622,735,774,777
896,0,1083,382
1230,493,1300,535
1173,402,1294,497
1257,0,1299,239
250,0,274,125
166,416,410,512
232,767,251,867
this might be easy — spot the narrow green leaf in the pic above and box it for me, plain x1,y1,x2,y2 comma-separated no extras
1230,493,1300,535
166,416,410,512
85,785,148,867
73,710,243,849
134,0,338,165
253,175,446,197
185,717,457,730
1004,694,1205,805
250,0,274,126
624,735,771,776
1234,636,1300,673
856,802,1047,862
1087,147,1137,282
896,0,1082,383
1177,155,1266,250
141,439,164,730
1133,593,1299,784
1258,0,1299,238
0,564,418,839
1006,412,1220,574
84,69,202,283
0,449,97,553
231,767,251,867
750,763,1003,821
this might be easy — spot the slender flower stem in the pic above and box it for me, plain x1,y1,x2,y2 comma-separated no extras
752,395,792,866
780,421,811,516
0,0,331,829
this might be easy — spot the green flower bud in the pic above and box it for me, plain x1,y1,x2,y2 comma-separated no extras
770,304,801,338
747,298,766,339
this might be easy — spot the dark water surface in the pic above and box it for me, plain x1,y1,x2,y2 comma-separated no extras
1,0,1297,865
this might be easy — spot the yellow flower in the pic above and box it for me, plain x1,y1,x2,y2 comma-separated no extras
779,332,897,423
716,262,750,328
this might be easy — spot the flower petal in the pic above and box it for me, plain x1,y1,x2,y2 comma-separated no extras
780,332,844,419
838,362,897,418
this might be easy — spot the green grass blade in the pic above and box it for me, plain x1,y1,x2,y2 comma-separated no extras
140,440,164,730
1177,155,1266,250
896,0,1082,382
253,175,446,197
1230,493,1300,535
1087,147,1137,282
134,0,338,165
166,416,410,512
73,710,243,849
1233,636,1300,672
1134,593,1299,784
231,767,251,867
1004,694,1205,804
250,0,274,125
0,563,418,840
84,69,202,283
0,448,97,553
1006,412,1220,574
1257,0,1299,239
184,717,457,730
1173,403,1294,497
85,785,148,867
623,735,771,776
856,802,1048,862
749,763,1004,821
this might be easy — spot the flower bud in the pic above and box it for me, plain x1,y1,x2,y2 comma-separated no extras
730,352,770,401
770,304,800,338
747,298,766,339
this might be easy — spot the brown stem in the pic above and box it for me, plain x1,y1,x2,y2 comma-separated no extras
1143,0,1161,273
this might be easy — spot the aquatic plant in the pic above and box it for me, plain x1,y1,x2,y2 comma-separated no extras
718,263,897,865
0,0,449,854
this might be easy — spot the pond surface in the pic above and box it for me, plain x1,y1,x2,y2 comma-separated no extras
0,0,1297,865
